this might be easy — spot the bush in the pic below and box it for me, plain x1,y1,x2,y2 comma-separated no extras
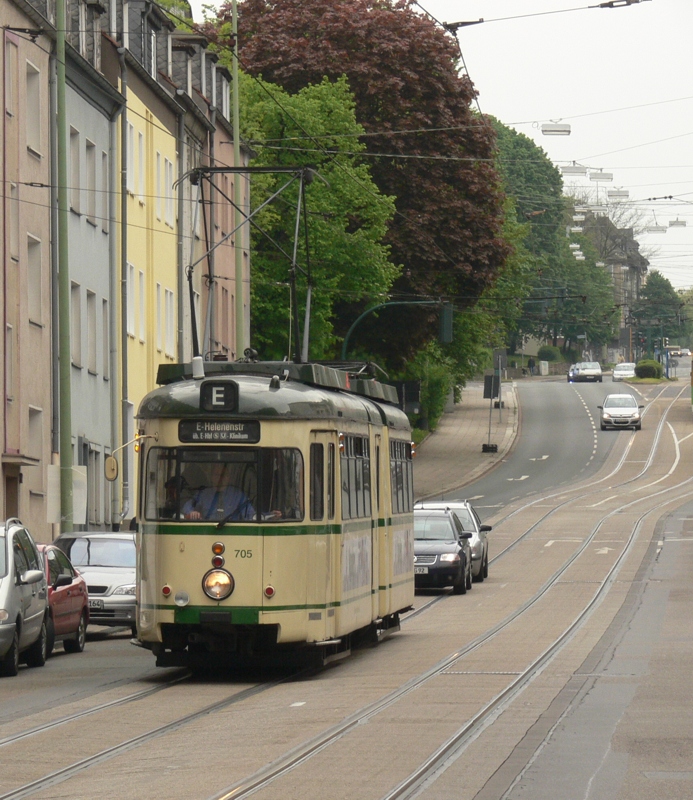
635,359,663,379
537,345,562,362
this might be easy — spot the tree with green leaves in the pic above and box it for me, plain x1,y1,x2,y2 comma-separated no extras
208,0,509,365
238,74,398,359
632,270,684,342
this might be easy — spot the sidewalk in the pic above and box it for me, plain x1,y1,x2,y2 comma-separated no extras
414,381,519,500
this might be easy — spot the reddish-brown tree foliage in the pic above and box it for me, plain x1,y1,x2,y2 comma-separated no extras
215,0,511,361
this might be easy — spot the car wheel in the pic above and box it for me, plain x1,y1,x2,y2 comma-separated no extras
0,629,19,677
452,566,467,595
64,611,87,654
46,616,55,657
483,552,489,579
599,377,603,382
466,560,473,590
635,423,642,431
25,617,48,667
600,423,606,430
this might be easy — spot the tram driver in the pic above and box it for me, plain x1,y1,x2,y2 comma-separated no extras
182,462,255,521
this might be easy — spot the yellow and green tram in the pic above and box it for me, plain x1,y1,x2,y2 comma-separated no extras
135,361,414,667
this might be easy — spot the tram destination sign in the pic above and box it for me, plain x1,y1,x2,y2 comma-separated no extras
178,420,260,443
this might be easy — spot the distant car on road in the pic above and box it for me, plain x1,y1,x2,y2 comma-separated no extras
37,544,89,655
54,532,136,634
414,500,491,581
612,362,636,382
413,508,472,594
0,520,48,676
598,393,644,431
572,362,603,382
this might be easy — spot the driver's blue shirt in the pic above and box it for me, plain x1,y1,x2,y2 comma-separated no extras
182,485,255,520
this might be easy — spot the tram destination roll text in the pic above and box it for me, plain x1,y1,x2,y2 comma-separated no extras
178,420,261,443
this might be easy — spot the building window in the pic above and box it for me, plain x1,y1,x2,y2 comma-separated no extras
156,283,162,351
27,235,42,323
102,299,109,379
221,286,229,353
138,130,145,201
71,282,82,366
127,263,135,336
70,127,80,213
126,122,135,194
164,288,174,356
101,152,109,232
164,157,174,227
139,270,145,342
26,62,41,154
86,140,96,224
9,184,19,261
221,75,230,119
87,290,97,372
28,407,43,460
156,151,162,220
5,41,17,116
6,325,14,401
78,0,87,57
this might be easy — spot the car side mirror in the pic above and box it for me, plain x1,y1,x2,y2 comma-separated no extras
597,405,603,410
480,525,492,532
639,405,644,409
20,569,45,586
460,532,472,539
54,574,73,589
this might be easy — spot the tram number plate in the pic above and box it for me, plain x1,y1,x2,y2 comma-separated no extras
414,566,428,574
89,598,104,610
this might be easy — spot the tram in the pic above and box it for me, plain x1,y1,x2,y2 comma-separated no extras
133,359,414,667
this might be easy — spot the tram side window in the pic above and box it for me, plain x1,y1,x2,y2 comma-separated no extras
340,435,371,520
327,443,335,520
310,443,324,520
258,448,304,522
144,447,178,520
390,440,413,514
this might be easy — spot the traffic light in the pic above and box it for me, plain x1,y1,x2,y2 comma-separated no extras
664,337,669,347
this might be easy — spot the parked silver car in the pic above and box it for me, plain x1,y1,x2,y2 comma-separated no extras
598,393,644,431
0,519,48,676
54,532,136,634
415,500,491,581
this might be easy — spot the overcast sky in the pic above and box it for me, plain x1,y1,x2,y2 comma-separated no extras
188,0,693,290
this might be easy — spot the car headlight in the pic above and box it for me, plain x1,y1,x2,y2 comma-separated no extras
113,584,136,595
202,569,234,600
0,610,8,622
439,553,460,563
602,413,611,419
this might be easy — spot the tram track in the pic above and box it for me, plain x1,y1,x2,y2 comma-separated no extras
1,388,689,800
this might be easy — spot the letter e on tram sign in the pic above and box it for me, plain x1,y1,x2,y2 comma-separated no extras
200,381,238,412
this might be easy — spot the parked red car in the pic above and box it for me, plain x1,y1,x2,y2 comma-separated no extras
37,544,89,655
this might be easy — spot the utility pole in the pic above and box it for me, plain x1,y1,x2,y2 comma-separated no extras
56,0,73,532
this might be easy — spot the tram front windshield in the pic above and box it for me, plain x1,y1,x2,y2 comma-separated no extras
144,447,304,523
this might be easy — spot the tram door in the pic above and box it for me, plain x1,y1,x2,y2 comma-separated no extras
371,433,382,621
309,432,336,640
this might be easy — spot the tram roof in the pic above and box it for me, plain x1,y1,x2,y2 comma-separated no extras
139,361,410,431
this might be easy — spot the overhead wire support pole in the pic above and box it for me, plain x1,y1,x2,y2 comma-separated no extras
290,170,305,363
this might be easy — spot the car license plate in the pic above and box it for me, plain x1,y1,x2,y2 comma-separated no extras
89,598,104,610
414,566,428,574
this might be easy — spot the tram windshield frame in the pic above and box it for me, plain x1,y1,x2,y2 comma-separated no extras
143,446,305,523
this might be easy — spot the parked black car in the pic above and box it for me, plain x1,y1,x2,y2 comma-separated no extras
413,509,472,594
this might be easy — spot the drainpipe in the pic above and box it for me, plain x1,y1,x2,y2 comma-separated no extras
118,48,130,524
109,94,125,529
57,0,73,532
176,95,186,360
49,50,59,458
203,107,216,356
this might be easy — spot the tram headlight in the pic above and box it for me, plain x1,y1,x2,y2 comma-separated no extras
202,569,234,600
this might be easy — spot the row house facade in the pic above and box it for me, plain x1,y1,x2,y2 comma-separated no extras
1,0,251,538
